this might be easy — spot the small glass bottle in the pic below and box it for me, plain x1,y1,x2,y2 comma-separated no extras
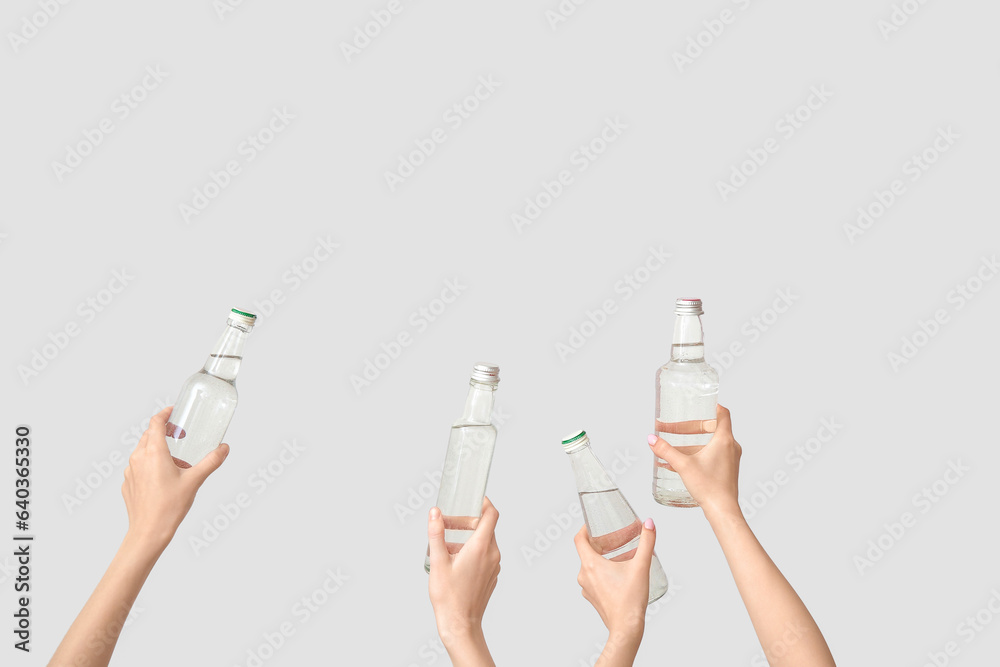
653,298,719,507
166,308,256,467
562,430,668,605
425,363,500,573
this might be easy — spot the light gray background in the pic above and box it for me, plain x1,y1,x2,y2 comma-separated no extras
2,1,999,665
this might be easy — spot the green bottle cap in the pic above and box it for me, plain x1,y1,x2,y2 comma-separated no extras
229,308,257,327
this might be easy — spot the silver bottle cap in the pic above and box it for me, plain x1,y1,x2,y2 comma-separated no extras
471,363,500,385
229,308,257,328
675,298,703,316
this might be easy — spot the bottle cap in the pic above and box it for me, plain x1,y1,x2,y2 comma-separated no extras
561,429,590,451
675,298,703,316
471,363,500,385
229,308,257,327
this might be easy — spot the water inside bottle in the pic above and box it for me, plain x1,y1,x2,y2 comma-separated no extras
579,488,669,604
425,422,496,572
654,374,717,507
166,364,239,467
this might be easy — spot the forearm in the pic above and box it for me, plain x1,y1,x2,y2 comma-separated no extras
441,627,496,667
705,503,835,667
48,533,163,667
595,628,643,667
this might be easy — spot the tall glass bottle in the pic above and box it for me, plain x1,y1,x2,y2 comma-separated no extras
166,308,256,468
425,363,500,573
653,298,719,507
562,430,668,604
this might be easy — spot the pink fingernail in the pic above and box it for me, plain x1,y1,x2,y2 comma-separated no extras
644,518,654,530
429,507,441,520
647,434,658,446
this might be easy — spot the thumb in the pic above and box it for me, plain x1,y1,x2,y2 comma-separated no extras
633,518,656,570
648,434,687,472
427,507,449,568
573,525,595,558
188,443,230,485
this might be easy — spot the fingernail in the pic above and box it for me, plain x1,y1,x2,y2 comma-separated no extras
644,518,655,530
647,434,658,446
429,507,441,520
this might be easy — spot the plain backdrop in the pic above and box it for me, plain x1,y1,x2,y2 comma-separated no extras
2,1,999,665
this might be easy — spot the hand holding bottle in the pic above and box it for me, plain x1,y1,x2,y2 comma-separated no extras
427,497,500,667
123,405,231,552
573,520,655,667
649,405,836,667
648,404,740,517
49,406,230,667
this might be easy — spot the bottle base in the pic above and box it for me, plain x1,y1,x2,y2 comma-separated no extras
653,492,699,508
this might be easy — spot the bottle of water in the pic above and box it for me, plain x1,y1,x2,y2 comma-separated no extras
425,363,500,573
166,309,256,468
653,298,719,507
562,430,668,605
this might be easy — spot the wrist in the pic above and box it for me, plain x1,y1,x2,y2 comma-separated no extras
438,620,486,650
439,623,493,667
701,498,744,526
121,529,169,563
603,626,643,663
608,623,643,644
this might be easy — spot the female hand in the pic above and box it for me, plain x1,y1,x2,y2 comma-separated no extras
648,404,741,517
427,497,500,667
649,405,836,666
48,406,231,667
573,519,656,665
122,405,230,552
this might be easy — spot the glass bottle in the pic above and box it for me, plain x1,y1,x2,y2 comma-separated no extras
166,308,256,467
653,298,719,507
563,429,668,604
425,363,500,572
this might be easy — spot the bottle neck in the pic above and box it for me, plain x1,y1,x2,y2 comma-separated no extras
567,445,616,493
671,314,705,362
203,321,251,382
460,381,496,424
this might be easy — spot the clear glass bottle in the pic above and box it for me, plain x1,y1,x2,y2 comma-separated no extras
166,309,256,467
653,298,719,507
562,430,668,605
425,363,500,573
